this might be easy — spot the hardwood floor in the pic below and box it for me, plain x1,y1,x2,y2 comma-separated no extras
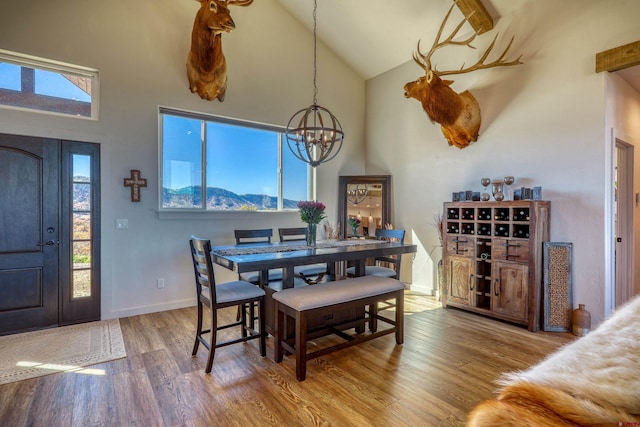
0,293,573,426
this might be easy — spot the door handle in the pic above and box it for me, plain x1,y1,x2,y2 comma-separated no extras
36,240,57,247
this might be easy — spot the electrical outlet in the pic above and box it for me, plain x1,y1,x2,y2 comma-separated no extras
157,278,165,289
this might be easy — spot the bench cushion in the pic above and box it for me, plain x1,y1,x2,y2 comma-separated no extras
273,276,404,311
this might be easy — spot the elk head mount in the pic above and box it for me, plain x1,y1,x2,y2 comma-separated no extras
404,4,523,149
186,0,253,102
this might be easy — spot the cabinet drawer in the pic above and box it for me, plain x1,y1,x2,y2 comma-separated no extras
493,238,529,263
445,235,474,256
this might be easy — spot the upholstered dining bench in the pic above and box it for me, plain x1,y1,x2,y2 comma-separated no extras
273,275,405,381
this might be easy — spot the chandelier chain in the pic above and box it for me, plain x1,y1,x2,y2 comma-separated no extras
313,0,318,105
284,0,343,168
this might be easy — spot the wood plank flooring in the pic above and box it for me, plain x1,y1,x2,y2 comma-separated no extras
0,293,574,426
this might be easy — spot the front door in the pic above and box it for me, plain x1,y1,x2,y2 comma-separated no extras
0,134,100,335
0,134,60,334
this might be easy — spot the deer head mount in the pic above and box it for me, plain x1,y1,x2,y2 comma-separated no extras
404,4,523,149
186,0,253,101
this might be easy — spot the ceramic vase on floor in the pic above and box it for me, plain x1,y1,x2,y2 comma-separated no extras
572,304,591,336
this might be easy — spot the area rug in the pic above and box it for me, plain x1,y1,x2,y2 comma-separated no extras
0,319,126,385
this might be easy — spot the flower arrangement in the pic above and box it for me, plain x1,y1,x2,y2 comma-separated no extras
347,217,361,229
297,200,326,225
348,217,362,236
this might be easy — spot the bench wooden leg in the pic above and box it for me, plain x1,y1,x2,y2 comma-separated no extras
295,312,308,381
370,302,378,332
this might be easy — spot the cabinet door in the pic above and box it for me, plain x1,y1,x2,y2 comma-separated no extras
447,256,474,305
491,261,529,321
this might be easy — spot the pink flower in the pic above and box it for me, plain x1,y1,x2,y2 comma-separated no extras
298,200,327,224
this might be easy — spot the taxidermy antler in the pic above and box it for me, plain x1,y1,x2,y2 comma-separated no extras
403,3,523,149
187,0,253,101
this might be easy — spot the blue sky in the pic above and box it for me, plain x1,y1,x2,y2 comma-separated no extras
73,154,91,178
163,115,308,201
0,63,90,102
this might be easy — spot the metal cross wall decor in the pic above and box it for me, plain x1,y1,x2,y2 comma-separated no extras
123,169,147,202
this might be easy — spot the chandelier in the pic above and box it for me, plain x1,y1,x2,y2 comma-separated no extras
347,184,368,205
285,0,344,167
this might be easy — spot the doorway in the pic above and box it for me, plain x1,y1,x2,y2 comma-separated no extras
0,134,100,335
614,138,634,307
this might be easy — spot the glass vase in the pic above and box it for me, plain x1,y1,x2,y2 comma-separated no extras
351,226,358,237
572,304,591,336
306,223,317,246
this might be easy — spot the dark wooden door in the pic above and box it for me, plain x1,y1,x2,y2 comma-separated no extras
0,134,60,334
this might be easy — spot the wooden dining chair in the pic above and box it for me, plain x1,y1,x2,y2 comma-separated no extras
234,228,283,283
346,228,406,279
189,236,266,373
278,227,308,242
234,228,273,245
278,227,327,282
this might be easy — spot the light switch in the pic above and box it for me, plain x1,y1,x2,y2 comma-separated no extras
116,219,128,229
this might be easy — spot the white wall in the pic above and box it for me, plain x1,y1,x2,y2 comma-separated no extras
0,0,366,318
366,0,640,325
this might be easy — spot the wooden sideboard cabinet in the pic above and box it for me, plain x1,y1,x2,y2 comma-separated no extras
442,201,550,331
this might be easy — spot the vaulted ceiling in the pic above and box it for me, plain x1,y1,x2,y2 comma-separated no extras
275,0,640,91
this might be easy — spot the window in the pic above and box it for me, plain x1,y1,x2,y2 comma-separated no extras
0,49,98,119
71,154,93,298
60,140,101,323
160,107,311,211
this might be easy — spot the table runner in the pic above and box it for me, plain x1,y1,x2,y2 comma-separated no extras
213,239,382,257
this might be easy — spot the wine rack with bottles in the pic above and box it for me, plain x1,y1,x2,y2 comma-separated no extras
442,201,550,331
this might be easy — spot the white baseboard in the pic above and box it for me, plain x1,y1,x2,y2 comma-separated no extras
406,283,435,296
104,297,196,320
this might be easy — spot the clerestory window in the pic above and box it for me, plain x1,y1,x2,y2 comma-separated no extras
0,49,98,119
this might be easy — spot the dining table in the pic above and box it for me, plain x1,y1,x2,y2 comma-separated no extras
210,238,418,335
211,238,417,287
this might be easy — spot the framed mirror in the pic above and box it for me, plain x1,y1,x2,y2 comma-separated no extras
338,175,391,238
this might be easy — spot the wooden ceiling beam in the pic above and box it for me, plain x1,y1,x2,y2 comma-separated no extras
454,0,494,35
596,40,640,72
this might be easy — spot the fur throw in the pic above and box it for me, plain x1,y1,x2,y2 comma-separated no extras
468,295,640,426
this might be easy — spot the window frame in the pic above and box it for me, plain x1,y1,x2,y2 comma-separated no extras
158,106,313,213
0,49,99,120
